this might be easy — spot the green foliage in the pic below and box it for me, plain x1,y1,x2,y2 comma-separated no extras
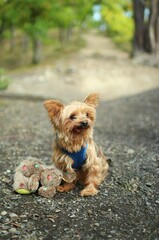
0,0,95,40
102,0,134,51
49,0,94,29
0,0,95,65
23,20,49,40
50,4,75,29
13,0,51,39
74,0,94,25
0,69,10,90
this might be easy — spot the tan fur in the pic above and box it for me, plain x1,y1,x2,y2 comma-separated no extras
44,93,109,196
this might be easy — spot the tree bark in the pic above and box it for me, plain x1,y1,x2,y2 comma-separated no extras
9,24,16,52
132,0,159,66
0,16,6,42
148,0,159,52
32,38,42,64
148,0,159,65
66,27,73,42
22,35,29,53
133,0,145,55
156,8,159,65
58,28,66,47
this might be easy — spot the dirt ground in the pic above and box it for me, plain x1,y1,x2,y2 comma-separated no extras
2,31,159,102
0,32,159,240
0,88,159,240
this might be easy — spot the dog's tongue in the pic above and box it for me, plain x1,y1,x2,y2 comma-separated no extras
74,127,82,133
73,126,82,133
74,125,89,133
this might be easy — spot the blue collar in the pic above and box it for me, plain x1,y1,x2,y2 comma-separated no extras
61,144,88,170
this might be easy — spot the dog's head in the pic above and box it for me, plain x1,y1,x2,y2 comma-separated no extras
44,93,99,140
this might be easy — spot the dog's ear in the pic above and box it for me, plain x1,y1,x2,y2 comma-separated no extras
84,93,99,108
44,100,64,121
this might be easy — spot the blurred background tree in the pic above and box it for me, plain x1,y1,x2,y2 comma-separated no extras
101,0,134,51
15,0,51,64
101,0,158,65
0,0,158,68
133,0,159,62
0,0,94,67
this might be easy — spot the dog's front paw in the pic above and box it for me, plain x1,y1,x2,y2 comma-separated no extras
80,185,98,197
62,171,76,183
57,183,75,192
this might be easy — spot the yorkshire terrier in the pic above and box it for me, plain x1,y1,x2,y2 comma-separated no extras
44,93,109,196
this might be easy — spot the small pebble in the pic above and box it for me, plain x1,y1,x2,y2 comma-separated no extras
1,211,7,216
101,210,107,215
1,230,9,236
2,225,10,230
20,214,27,218
9,228,17,234
22,219,28,223
21,224,26,229
64,228,69,231
55,209,61,213
94,223,99,227
4,218,10,222
87,209,92,215
100,232,106,237
146,182,153,187
2,176,10,183
3,189,11,195
9,213,18,219
127,149,135,154
145,201,151,206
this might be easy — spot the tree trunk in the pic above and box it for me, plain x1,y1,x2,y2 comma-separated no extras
148,0,159,65
132,0,159,66
9,24,16,52
58,28,65,47
32,38,42,64
148,0,159,52
66,27,73,42
156,10,159,66
77,24,83,43
22,35,29,53
133,0,145,55
0,16,6,42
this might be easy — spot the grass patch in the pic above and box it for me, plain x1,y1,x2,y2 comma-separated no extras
0,79,9,90
0,69,10,90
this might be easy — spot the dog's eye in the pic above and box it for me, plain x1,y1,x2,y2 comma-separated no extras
69,114,76,120
86,112,89,118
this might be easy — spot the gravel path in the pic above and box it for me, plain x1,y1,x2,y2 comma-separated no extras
0,88,159,240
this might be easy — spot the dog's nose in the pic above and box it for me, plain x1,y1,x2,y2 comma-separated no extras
80,121,88,128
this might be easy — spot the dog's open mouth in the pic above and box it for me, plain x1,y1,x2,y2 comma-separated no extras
73,125,90,133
